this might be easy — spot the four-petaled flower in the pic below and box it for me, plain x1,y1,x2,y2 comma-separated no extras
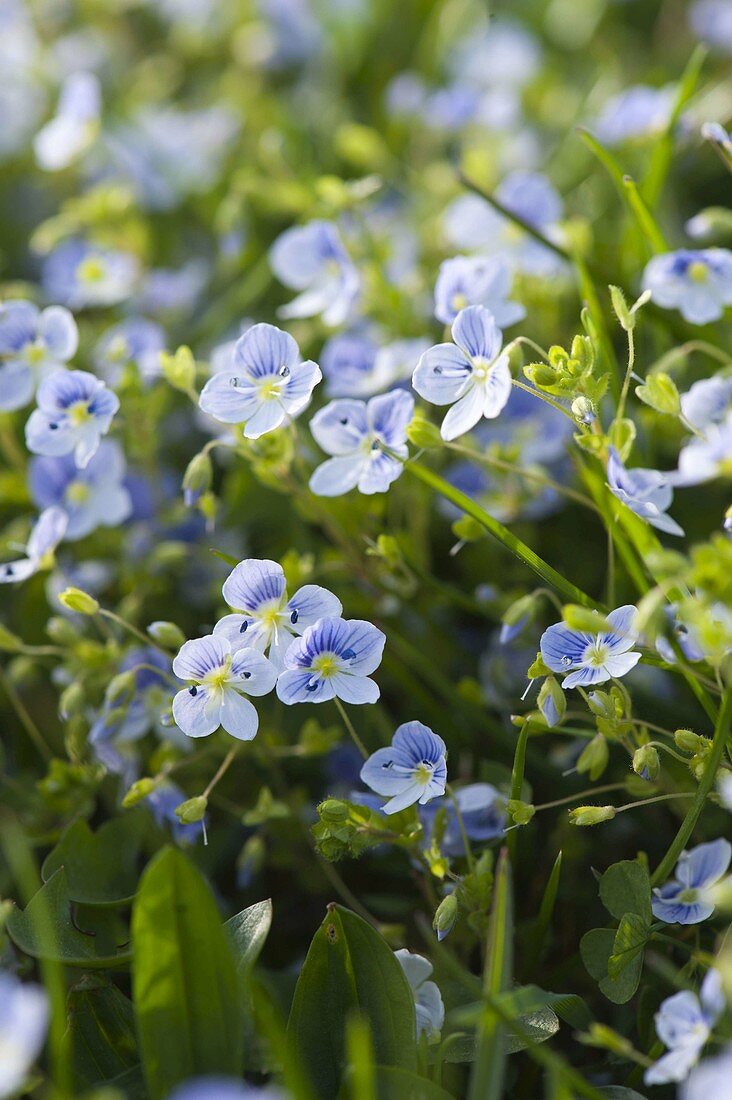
198,322,321,437
269,220,360,327
645,969,723,1085
360,721,447,814
213,557,342,670
540,605,641,689
412,305,512,441
0,507,67,584
434,255,525,327
0,299,78,412
607,446,684,536
652,838,732,925
172,634,277,741
30,440,132,541
642,249,732,325
394,949,445,1040
25,369,119,468
276,617,385,705
309,390,414,496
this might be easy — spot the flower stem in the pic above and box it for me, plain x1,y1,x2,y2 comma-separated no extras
446,783,475,873
203,745,240,798
334,697,369,759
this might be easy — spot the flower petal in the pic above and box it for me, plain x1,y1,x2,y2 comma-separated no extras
219,689,259,740
330,671,380,704
172,686,221,738
222,559,285,612
276,669,335,704
309,454,364,496
440,383,485,441
287,584,342,630
412,344,472,405
173,634,229,681
540,622,588,671
451,305,502,361
229,649,278,696
678,839,732,890
310,400,368,455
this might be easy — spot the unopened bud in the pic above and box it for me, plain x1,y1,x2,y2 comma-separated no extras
406,414,442,449
320,799,349,824
571,395,595,424
59,682,85,721
182,452,213,507
674,729,707,753
577,734,609,781
58,587,99,615
633,744,660,781
568,805,616,826
432,893,458,942
122,777,159,808
563,605,613,634
507,799,535,825
175,795,208,823
106,670,137,705
147,621,186,650
160,346,196,393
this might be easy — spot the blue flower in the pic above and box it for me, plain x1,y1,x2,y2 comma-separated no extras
213,557,342,670
395,949,444,1040
309,390,414,496
360,721,447,814
681,375,732,430
25,369,119,468
607,446,683,536
645,969,723,1085
94,317,165,384
172,634,277,741
652,839,732,924
0,972,48,1100
198,322,321,437
674,411,732,485
30,440,133,541
321,330,377,396
642,249,732,325
682,1048,732,1100
168,1077,284,1100
421,783,505,855
592,84,675,146
540,605,641,689
690,0,732,53
0,299,78,411
412,305,511,441
0,507,67,584
33,71,100,171
276,617,386,705
146,781,205,845
434,255,525,327
43,239,140,310
269,220,360,327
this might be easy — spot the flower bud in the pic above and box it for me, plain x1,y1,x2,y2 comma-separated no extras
175,795,208,823
59,682,85,721
122,777,159,808
571,395,595,424
674,729,707,753
538,675,566,727
433,893,459,942
609,285,634,331
46,616,80,644
106,669,137,705
568,805,616,826
406,414,442,449
632,744,660,782
577,734,609,781
182,452,213,507
58,587,100,616
147,621,186,650
507,799,535,825
563,605,612,634
319,798,349,824
160,345,196,393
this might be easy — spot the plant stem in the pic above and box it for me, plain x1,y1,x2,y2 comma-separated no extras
334,697,369,759
446,783,475,873
203,745,240,798
0,666,52,760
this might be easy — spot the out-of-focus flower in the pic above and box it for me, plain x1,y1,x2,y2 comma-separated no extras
25,369,119,468
269,220,360,326
168,1077,285,1100
673,411,732,485
645,970,724,1085
309,390,414,496
30,440,133,540
540,605,641,689
642,249,732,325
43,239,140,309
448,19,541,90
94,318,165,384
34,71,100,171
652,839,732,924
421,783,505,856
0,973,48,1100
360,721,447,814
690,0,732,52
394,949,445,1040
606,446,683,536
681,376,732,431
434,255,525,327
681,1048,732,1100
146,781,205,845
592,84,675,145
0,300,78,411
276,617,385,705
0,507,67,584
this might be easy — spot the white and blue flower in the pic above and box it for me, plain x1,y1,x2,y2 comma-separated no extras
213,557,342,670
681,375,732,431
269,220,360,327
421,782,505,856
0,972,48,1100
592,84,675,146
645,969,724,1085
0,299,78,411
94,317,165,384
172,634,277,741
198,322,321,437
434,255,525,327
642,249,732,325
652,838,732,925
412,305,511,441
309,390,414,496
540,604,641,689
673,411,732,486
395,949,445,1041
0,507,67,584
42,239,140,310
276,617,385,705
607,446,684,536
360,721,447,814
29,440,132,541
25,369,119,468
33,71,100,171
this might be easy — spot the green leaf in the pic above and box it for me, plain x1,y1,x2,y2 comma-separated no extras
225,898,273,976
635,372,681,416
370,1066,456,1099
131,846,243,1100
287,903,417,1099
7,869,132,967
42,815,144,906
608,913,651,980
598,1090,649,1099
580,928,643,1004
599,861,652,922
60,975,139,1088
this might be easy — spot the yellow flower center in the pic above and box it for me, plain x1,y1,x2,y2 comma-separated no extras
78,257,106,284
258,378,282,401
414,762,433,784
26,342,46,366
66,481,90,504
452,292,469,311
68,400,92,426
312,654,339,678
205,657,232,691
688,260,709,284
585,640,609,668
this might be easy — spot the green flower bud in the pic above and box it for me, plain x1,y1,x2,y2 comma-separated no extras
502,593,537,629
507,799,535,825
432,893,459,941
46,616,80,645
674,729,707,753
537,675,566,726
577,734,609,781
147,621,186,650
609,285,634,331
175,795,208,823
320,798,349,824
633,744,660,781
571,396,595,424
58,587,100,615
122,777,159,808
182,451,213,507
59,682,85,721
406,414,442,449
527,653,551,679
160,346,196,393
106,670,137,705
568,805,616,826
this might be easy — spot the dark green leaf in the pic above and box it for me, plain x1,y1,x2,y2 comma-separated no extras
599,861,652,922
581,928,643,1004
371,1066,456,1099
61,975,138,1087
225,898,273,976
42,814,145,906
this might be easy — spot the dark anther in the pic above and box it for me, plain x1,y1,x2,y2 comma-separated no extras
340,417,348,425
341,648,356,660
189,686,198,696
290,609,299,624
242,671,251,679
240,620,249,633
49,422,58,430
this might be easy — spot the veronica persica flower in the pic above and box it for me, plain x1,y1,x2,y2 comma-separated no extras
681,375,732,430
25,369,119,468
269,220,360,327
168,1078,284,1100
213,557,342,670
652,838,732,924
172,634,277,741
309,390,414,496
94,317,165,385
198,323,321,437
394,949,445,1040
42,239,140,309
33,71,100,171
421,782,505,856
276,617,385,705
30,440,132,541
434,255,525,327
607,446,683,536
592,84,674,146
645,970,723,1085
673,411,732,486
642,249,732,325
0,299,78,412
0,507,67,584
682,1048,732,1100
540,605,641,689
0,973,48,1100
360,722,447,813
412,305,511,441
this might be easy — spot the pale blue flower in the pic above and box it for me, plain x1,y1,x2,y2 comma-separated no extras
540,605,641,689
25,369,119,468
0,507,67,584
269,220,360,327
137,260,207,314
448,19,541,91
690,0,732,52
681,375,732,430
30,440,133,540
276,617,385,705
682,1048,732,1100
169,1077,285,1100
213,557,342,670
412,305,511,441
395,949,445,1040
146,781,205,845
309,390,414,496
606,446,684,536
33,71,100,171
0,973,48,1100
198,322,321,437
645,970,724,1085
652,839,732,924
593,84,675,146
0,299,78,411
673,411,732,485
360,721,447,813
172,634,277,741
421,783,505,856
43,239,140,309
434,255,525,327
94,318,165,384
642,249,732,325
321,331,377,396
